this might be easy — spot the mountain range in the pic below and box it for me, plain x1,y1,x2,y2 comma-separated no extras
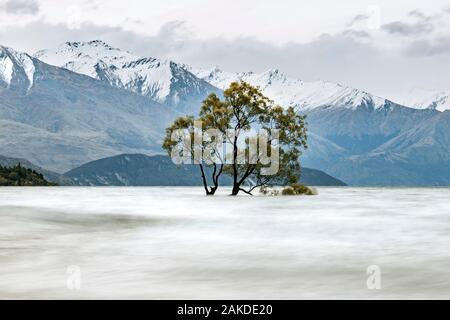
1,40,449,186
0,44,176,172
34,40,221,113
201,68,449,186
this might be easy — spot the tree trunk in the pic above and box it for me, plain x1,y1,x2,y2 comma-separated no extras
231,184,240,196
230,135,239,196
199,164,222,196
199,164,211,196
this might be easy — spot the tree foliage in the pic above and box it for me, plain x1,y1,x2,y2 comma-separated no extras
162,81,308,196
0,164,56,186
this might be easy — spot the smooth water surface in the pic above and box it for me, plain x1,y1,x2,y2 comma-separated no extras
0,187,449,299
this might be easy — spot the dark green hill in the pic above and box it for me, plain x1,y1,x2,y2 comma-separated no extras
0,164,56,186
65,154,347,187
0,155,73,185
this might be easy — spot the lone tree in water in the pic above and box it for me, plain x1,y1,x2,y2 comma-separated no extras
162,81,308,196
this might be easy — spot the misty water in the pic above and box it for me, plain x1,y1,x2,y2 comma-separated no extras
0,187,449,299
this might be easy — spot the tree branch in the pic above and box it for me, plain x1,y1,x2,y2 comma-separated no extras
239,188,254,196
214,163,224,186
238,164,256,186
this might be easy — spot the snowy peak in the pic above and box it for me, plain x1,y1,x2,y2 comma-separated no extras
192,66,390,111
36,40,134,61
193,65,236,90
0,46,35,90
395,89,450,112
34,41,217,106
35,40,137,79
429,93,450,112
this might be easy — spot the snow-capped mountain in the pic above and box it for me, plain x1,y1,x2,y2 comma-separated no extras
0,45,176,172
1,42,449,185
193,66,392,111
0,45,35,91
186,65,450,185
395,89,450,112
35,40,220,111
36,41,399,114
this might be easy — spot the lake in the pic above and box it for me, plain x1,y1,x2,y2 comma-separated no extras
0,187,449,299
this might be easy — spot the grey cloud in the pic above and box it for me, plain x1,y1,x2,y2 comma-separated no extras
381,7,450,36
347,14,370,27
408,10,431,21
382,21,434,36
380,7,450,56
341,29,371,39
0,0,39,15
158,20,192,39
406,35,450,56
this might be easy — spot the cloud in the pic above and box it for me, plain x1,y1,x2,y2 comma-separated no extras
347,14,370,27
348,8,440,37
1,17,450,99
0,0,39,15
382,21,434,35
380,7,450,36
377,7,450,56
341,29,371,39
406,35,450,56
408,10,432,21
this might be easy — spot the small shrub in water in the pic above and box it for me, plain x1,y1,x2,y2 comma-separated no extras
261,183,317,196
289,183,316,195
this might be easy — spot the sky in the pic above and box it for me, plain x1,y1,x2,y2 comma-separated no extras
1,0,450,100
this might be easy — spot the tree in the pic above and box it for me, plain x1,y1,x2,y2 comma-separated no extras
162,81,308,196
162,116,224,195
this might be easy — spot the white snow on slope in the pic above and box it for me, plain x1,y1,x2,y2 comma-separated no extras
35,40,138,77
35,40,188,104
394,89,450,112
194,66,389,111
0,51,14,86
14,50,35,91
0,46,35,90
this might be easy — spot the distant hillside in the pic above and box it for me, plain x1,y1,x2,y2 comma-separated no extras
0,155,72,185
0,164,56,186
65,154,347,187
0,45,176,173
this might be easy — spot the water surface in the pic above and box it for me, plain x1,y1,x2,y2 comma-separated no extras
0,187,449,299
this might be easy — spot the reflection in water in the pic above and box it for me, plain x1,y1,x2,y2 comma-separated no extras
0,187,449,299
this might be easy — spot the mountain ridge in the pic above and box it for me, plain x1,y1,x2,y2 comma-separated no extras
192,66,398,112
65,153,347,187
34,40,221,113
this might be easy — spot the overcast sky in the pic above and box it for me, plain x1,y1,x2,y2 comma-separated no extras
1,0,450,99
